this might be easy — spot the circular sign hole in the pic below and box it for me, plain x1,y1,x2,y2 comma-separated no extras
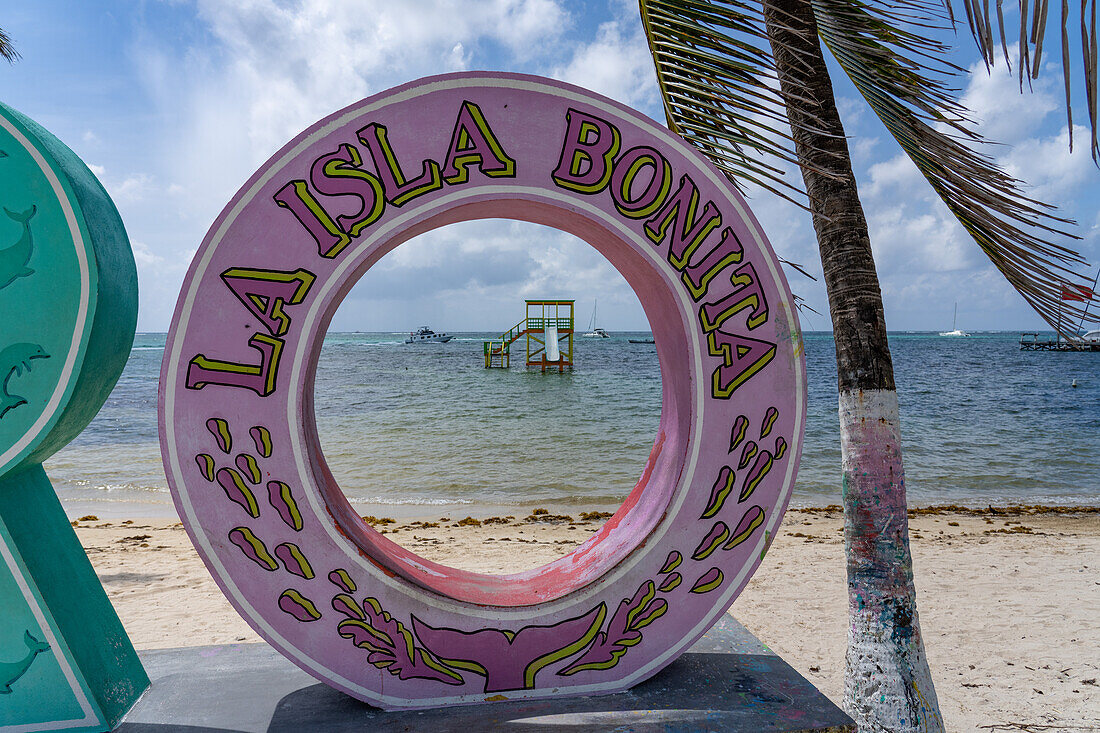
313,219,662,575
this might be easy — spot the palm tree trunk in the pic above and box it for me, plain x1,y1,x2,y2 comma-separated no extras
760,1,944,730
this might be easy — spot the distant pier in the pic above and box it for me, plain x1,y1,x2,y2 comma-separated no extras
1019,333,1100,351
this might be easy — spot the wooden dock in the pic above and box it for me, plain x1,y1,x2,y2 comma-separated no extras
1019,333,1100,351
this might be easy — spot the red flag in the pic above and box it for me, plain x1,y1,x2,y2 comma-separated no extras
1061,284,1094,301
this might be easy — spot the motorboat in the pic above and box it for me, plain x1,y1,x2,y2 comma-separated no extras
582,300,610,338
939,303,969,337
405,326,453,344
1071,329,1100,349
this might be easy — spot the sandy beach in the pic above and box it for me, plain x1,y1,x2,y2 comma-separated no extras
74,506,1099,732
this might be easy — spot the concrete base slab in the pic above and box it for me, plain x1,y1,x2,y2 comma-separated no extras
116,616,854,732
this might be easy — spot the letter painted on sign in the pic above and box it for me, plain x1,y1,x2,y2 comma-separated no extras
186,334,285,397
310,144,387,239
707,330,776,399
643,175,721,270
185,267,314,395
220,268,316,337
440,101,517,184
682,227,744,301
699,262,769,332
551,109,621,194
610,146,672,219
273,179,352,259
358,123,443,206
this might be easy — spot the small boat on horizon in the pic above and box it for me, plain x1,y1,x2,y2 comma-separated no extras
939,303,969,337
405,326,453,344
582,299,610,338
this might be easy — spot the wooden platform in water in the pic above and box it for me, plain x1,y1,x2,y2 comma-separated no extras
1019,334,1100,351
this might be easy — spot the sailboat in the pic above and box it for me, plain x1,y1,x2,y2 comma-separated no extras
939,303,969,337
582,299,609,338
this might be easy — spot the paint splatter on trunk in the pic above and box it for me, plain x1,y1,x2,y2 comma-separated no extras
840,389,943,732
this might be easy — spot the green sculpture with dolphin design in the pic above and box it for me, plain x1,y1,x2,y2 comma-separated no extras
0,100,147,732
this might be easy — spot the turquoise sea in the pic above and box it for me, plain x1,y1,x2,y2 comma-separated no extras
45,331,1099,518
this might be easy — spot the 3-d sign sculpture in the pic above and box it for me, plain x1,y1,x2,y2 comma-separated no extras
0,102,146,731
160,73,806,710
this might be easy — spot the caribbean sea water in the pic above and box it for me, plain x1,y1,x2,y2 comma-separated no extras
46,331,1099,517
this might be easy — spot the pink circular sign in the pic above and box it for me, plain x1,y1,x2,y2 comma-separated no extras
159,73,805,710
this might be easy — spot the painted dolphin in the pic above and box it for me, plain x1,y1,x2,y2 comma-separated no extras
0,631,51,694
0,205,36,290
0,342,49,419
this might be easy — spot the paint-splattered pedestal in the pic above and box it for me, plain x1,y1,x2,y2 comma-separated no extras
117,616,853,732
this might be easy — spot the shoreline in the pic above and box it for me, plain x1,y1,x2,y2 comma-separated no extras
62,500,1100,523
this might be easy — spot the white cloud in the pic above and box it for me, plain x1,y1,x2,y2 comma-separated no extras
446,43,470,71
331,219,645,331
131,0,578,246
111,173,156,203
104,0,1094,332
550,11,658,110
866,154,922,198
959,49,1060,144
999,124,1095,202
127,240,195,331
130,240,164,269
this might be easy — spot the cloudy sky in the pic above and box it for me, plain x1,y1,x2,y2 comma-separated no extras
2,0,1097,333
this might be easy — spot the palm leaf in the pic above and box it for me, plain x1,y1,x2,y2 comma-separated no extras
961,0,1098,162
640,0,838,206
640,0,1097,333
814,0,1093,330
0,27,18,63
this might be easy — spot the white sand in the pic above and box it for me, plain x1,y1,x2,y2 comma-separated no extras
74,508,1100,731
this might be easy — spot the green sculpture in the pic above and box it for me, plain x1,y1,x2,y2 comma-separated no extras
0,100,147,732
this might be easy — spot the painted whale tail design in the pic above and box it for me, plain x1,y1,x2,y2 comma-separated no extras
0,205,36,290
24,632,50,654
3,205,37,224
0,631,51,694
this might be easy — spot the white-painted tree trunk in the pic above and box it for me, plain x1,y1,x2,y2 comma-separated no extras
839,389,944,732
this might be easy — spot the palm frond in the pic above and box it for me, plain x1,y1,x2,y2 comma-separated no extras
640,0,838,207
960,0,1098,162
639,0,1096,333
0,28,19,63
813,0,1094,331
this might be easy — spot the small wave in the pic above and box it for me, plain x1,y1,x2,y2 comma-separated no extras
59,495,172,505
56,481,169,494
346,496,475,506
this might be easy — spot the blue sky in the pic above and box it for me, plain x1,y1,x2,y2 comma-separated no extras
1,0,1097,333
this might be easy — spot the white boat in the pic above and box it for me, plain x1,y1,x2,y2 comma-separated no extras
1073,329,1100,346
582,300,610,338
939,303,969,337
405,326,453,344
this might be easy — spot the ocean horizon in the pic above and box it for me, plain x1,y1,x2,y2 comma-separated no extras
45,330,1100,519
